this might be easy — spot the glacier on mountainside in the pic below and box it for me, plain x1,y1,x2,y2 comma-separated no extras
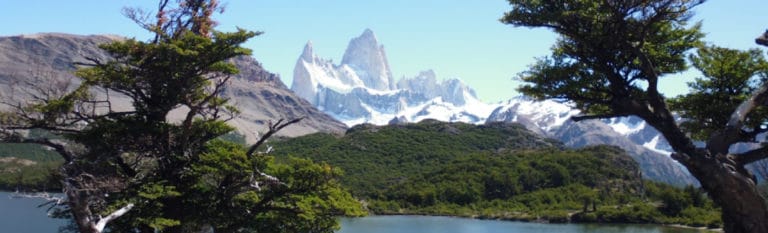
487,97,675,155
290,28,676,158
289,28,695,185
291,29,495,126
487,97,695,185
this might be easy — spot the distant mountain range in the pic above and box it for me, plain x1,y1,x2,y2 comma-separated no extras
290,29,696,185
487,99,695,185
291,29,495,126
0,31,697,186
0,33,346,142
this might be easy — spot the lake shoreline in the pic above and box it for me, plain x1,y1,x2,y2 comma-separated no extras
0,191,718,233
369,211,722,232
664,224,723,232
0,191,69,232
338,215,713,233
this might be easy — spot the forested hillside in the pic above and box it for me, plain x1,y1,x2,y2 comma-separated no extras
0,120,722,227
269,120,721,226
0,143,61,191
271,120,560,196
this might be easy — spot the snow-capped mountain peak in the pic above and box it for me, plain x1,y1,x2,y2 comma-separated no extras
291,29,494,127
290,29,694,186
300,40,315,62
340,28,394,91
486,98,694,185
292,39,367,105
489,98,579,133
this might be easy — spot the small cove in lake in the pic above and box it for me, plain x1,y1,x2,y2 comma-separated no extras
0,191,68,233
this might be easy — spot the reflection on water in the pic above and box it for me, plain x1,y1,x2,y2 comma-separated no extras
0,192,707,233
0,192,67,233
337,215,709,233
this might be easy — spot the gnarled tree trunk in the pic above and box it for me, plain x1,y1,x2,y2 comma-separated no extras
678,151,768,233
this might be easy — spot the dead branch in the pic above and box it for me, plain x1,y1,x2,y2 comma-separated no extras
246,117,303,157
10,191,66,205
93,203,134,233
756,30,768,47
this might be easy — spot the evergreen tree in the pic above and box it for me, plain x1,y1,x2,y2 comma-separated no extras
0,1,363,232
669,45,768,140
502,1,768,232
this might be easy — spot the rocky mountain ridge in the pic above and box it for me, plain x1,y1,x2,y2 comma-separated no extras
0,32,699,186
486,98,695,185
290,29,695,185
0,33,346,142
291,29,494,126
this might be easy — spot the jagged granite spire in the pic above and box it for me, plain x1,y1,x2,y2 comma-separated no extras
292,41,319,105
396,70,477,106
290,29,492,126
341,29,395,91
300,40,314,62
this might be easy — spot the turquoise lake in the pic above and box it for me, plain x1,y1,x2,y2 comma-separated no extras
1,192,708,233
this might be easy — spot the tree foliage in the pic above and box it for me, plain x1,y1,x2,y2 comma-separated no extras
0,1,363,232
508,0,703,117
502,0,768,232
272,121,720,226
670,45,768,140
271,121,562,198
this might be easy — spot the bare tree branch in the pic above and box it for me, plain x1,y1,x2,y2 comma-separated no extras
246,117,303,158
735,146,768,166
72,57,105,67
756,30,768,47
707,77,768,155
93,203,134,233
11,191,66,205
727,85,768,129
571,113,629,122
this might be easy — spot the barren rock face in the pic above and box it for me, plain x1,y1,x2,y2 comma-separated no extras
290,29,487,126
486,99,697,186
0,33,346,142
340,28,394,91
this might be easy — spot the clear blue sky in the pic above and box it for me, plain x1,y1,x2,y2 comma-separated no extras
2,1,767,103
